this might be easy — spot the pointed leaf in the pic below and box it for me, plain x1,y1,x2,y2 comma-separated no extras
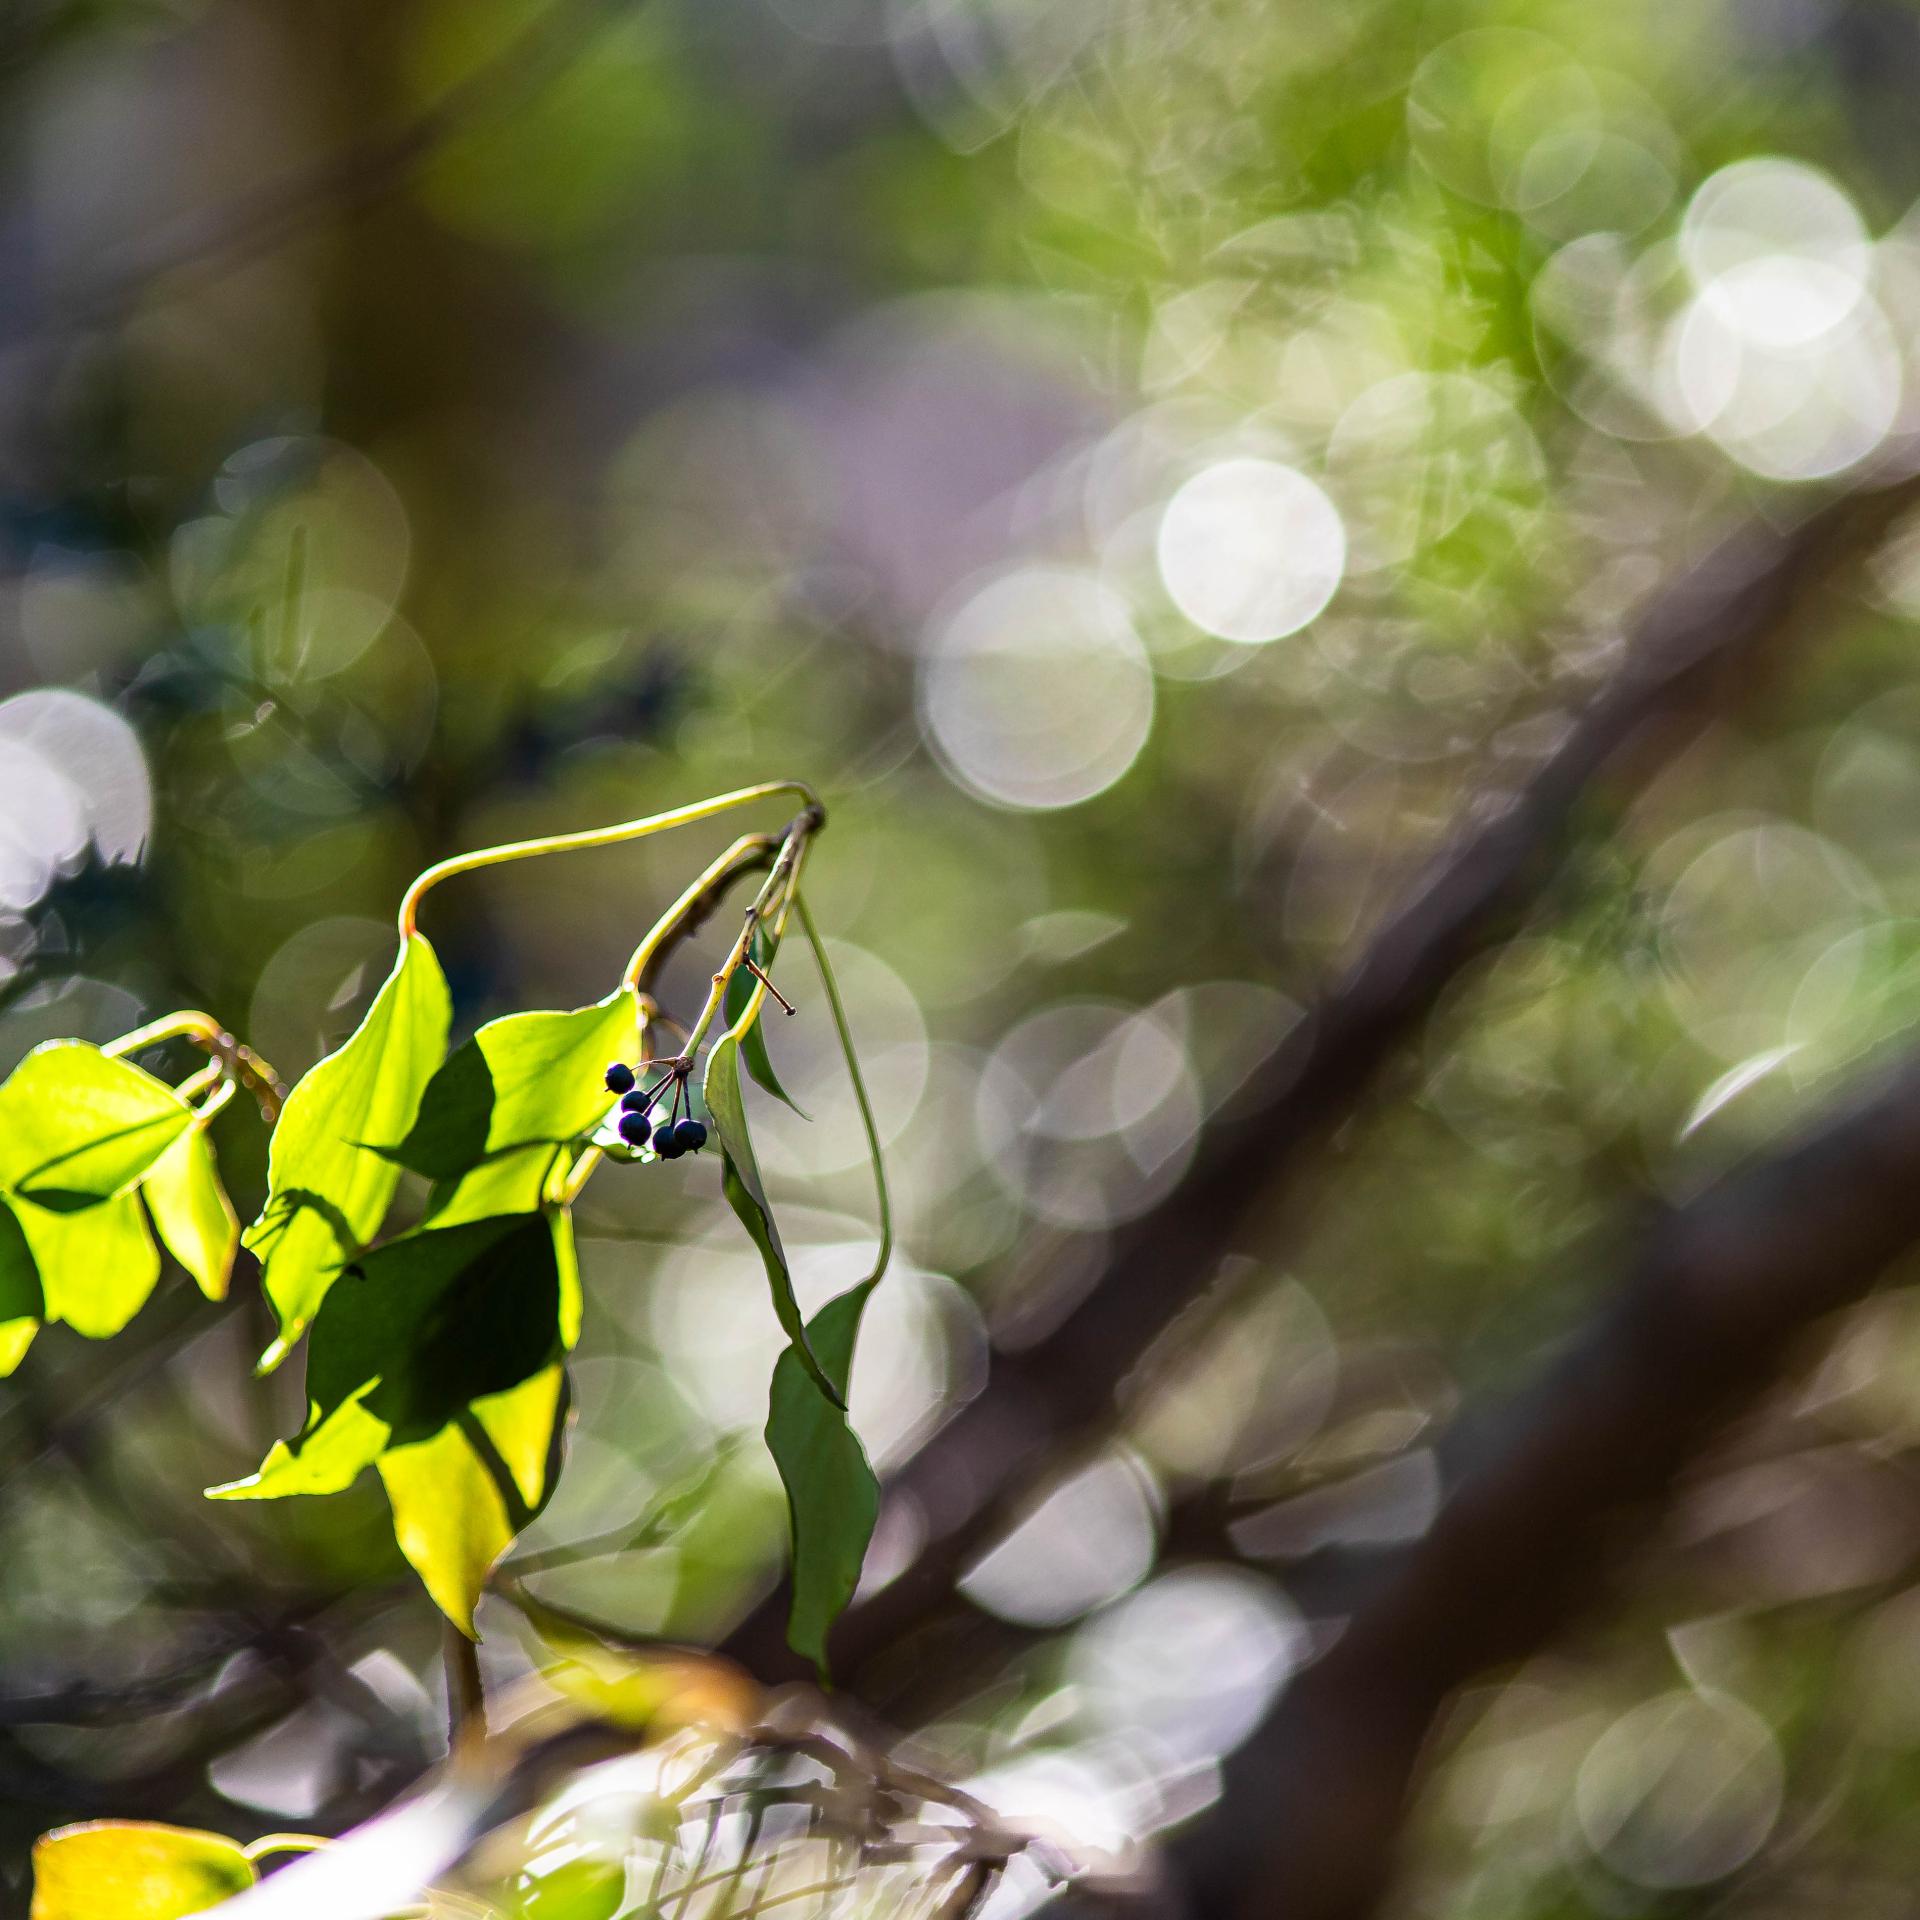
380,1362,569,1635
245,934,451,1366
766,1280,880,1679
14,1191,160,1340
143,1128,239,1302
30,1820,255,1920
0,1044,191,1203
723,929,807,1117
393,990,640,1188
211,1212,564,1501
704,1034,840,1407
0,1197,43,1375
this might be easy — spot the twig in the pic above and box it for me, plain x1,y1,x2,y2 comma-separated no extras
1176,1040,1920,1920
720,467,1920,1686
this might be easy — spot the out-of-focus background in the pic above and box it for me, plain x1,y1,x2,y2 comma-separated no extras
11,0,1920,1914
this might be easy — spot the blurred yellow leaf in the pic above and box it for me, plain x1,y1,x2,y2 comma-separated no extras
31,1821,255,1920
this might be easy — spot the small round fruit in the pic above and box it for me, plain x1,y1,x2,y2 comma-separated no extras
656,1133,686,1160
617,1110,651,1146
620,1087,652,1112
604,1062,635,1095
653,1117,680,1153
673,1118,707,1154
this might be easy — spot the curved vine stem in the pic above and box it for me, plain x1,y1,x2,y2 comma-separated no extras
102,1010,288,1122
793,892,892,1283
397,781,823,940
622,833,778,995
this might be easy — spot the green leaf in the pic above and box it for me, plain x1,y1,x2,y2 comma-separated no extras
703,1034,840,1407
210,1211,566,1503
723,927,807,1117
0,1044,191,1203
0,1198,43,1375
378,1362,568,1635
508,1855,627,1920
245,934,451,1367
30,1820,255,1920
766,1280,880,1680
13,1191,160,1341
392,990,640,1197
143,1127,239,1302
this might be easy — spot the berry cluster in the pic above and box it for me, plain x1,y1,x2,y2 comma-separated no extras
604,1060,708,1159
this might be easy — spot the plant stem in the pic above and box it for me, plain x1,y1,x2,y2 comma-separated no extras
397,780,822,939
622,833,778,994
691,824,815,1056
103,1011,288,1121
795,893,892,1281
443,1616,487,1746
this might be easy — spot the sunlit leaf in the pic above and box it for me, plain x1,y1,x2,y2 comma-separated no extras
380,1359,569,1637
703,1033,839,1406
14,1190,160,1341
143,1127,239,1302
392,990,640,1201
508,1855,628,1920
0,1198,42,1375
722,927,807,1117
766,1279,880,1680
210,1212,565,1504
0,1044,191,1203
245,934,451,1368
30,1820,255,1920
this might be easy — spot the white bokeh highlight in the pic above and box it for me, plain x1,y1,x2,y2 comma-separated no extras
1155,458,1346,643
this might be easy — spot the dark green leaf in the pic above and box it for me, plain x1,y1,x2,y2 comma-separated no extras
30,1820,255,1920
0,1044,191,1203
703,1033,840,1407
0,1198,42,1376
245,934,451,1368
210,1210,566,1502
766,1280,880,1680
722,927,807,1117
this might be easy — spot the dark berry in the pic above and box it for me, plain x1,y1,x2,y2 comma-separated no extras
673,1118,707,1154
653,1117,680,1153
605,1062,635,1095
617,1110,651,1146
621,1087,652,1112
656,1133,686,1160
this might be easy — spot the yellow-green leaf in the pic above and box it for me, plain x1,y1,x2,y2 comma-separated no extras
379,1362,569,1635
246,934,451,1367
0,1044,191,1204
30,1820,255,1920
14,1190,160,1340
143,1127,239,1302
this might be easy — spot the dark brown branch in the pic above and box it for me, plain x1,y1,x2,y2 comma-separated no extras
721,471,1920,1688
1178,1044,1920,1920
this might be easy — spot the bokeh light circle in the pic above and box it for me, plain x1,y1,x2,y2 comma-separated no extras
977,1000,1202,1229
918,567,1154,810
1575,1689,1783,1887
1155,458,1346,643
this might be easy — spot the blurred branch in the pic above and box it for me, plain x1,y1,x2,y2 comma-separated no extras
721,469,1920,1689
1177,1041,1920,1920
32,0,639,340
